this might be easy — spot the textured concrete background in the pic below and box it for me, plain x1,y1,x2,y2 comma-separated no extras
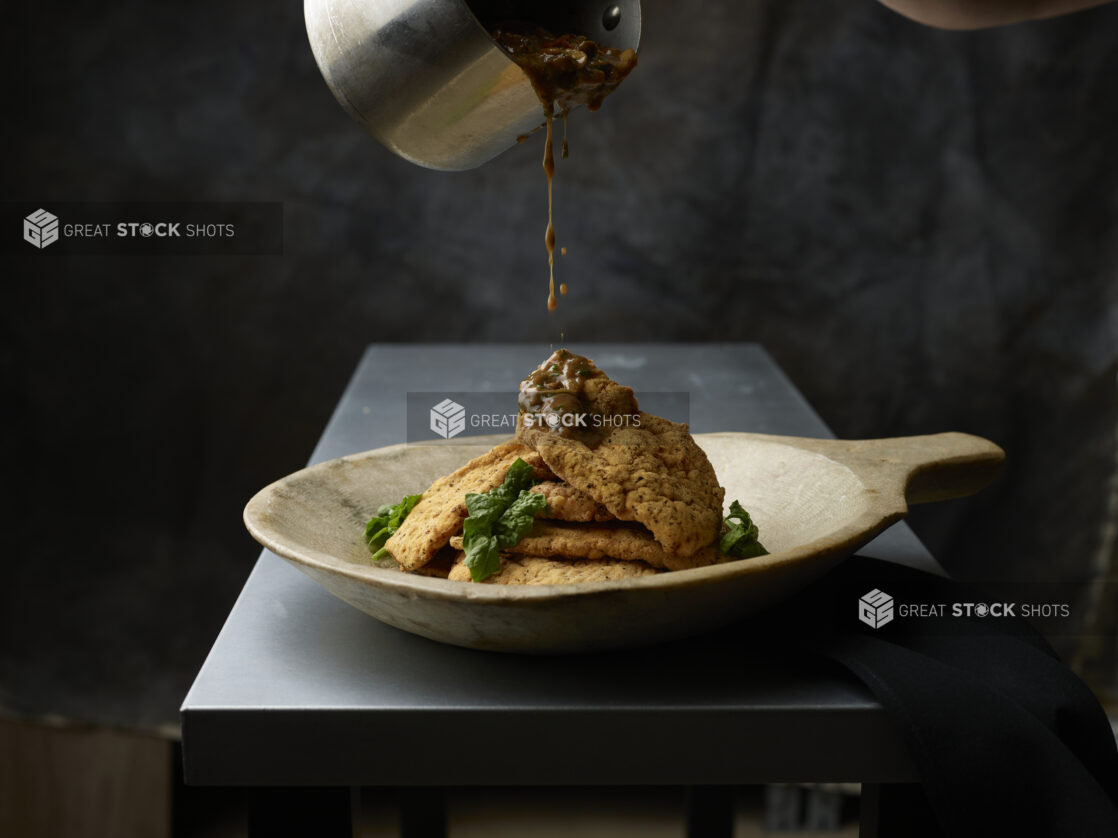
2,0,1116,729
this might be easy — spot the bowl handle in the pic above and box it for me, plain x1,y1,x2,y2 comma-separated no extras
813,432,1006,505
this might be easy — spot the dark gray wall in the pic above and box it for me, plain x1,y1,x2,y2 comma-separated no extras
3,0,1116,729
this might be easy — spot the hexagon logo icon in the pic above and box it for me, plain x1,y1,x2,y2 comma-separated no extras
430,398,466,439
24,208,59,249
858,589,894,629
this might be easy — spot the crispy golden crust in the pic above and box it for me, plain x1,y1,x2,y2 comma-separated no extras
451,520,718,571
529,481,614,522
384,440,549,570
448,553,659,584
522,412,724,558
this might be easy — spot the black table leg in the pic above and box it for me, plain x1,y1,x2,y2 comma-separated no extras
247,786,354,838
686,785,735,838
399,787,447,838
860,783,941,838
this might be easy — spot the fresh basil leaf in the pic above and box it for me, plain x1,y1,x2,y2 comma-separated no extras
720,499,768,559
495,490,549,549
459,458,546,582
364,493,422,560
463,531,502,583
461,494,514,582
464,491,505,526
462,513,503,582
492,457,537,504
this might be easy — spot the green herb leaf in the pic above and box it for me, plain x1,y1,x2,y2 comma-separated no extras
364,493,423,560
464,491,505,527
493,458,537,504
461,458,548,582
720,500,768,559
495,490,549,549
462,517,502,582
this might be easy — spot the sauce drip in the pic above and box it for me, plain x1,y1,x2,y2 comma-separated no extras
545,113,556,312
492,26,638,313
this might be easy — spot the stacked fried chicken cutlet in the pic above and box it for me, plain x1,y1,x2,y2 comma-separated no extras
383,349,732,584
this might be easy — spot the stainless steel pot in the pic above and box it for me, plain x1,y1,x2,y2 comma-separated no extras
304,0,641,170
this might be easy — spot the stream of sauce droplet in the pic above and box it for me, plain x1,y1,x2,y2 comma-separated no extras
544,113,557,312
491,27,638,313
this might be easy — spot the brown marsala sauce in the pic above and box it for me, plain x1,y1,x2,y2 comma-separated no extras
518,348,609,444
492,26,638,312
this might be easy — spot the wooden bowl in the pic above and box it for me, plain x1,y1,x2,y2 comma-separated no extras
243,432,1003,653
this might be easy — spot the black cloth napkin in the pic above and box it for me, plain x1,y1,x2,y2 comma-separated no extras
778,555,1118,837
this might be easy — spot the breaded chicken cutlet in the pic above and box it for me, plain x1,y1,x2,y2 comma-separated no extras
373,349,764,584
